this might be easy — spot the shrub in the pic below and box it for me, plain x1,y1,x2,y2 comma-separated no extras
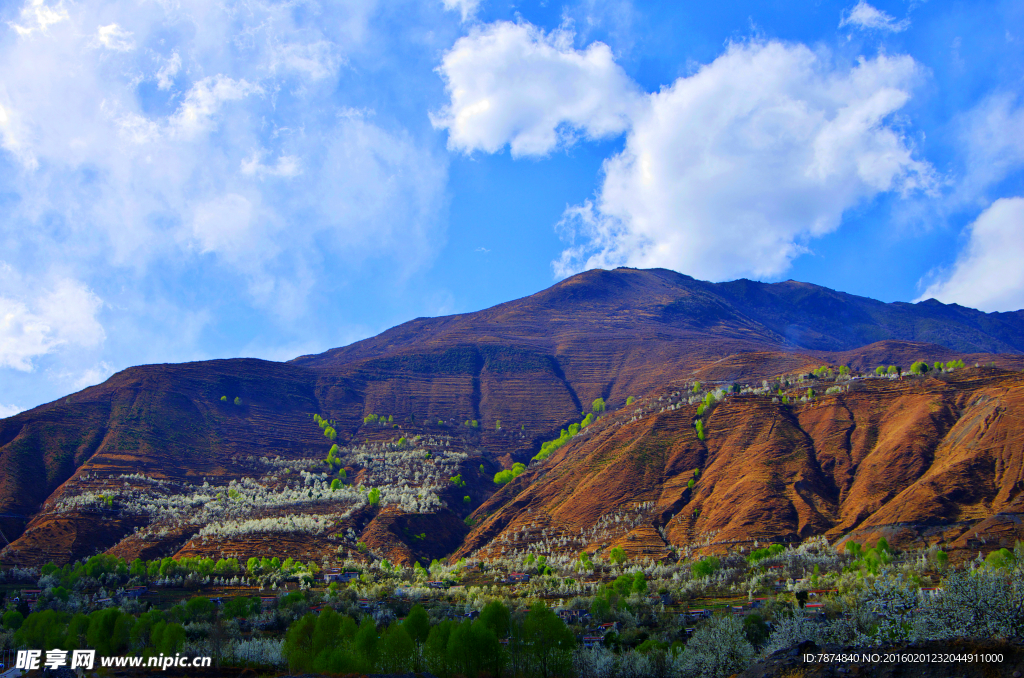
494,462,526,485
691,556,720,578
746,543,784,564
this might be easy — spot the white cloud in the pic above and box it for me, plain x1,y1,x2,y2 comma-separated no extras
957,93,1024,200
917,198,1024,312
0,403,23,418
8,0,68,36
442,0,480,23
0,0,443,297
169,76,263,138
269,40,343,81
241,151,302,178
839,1,910,33
554,40,933,280
51,360,114,391
0,276,105,371
433,21,642,157
156,52,181,90
93,23,134,51
188,193,258,259
0,0,448,410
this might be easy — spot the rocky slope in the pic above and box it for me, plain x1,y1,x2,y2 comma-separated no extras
1,268,1023,567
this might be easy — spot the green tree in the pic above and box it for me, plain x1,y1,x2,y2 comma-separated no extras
742,613,769,646
368,487,381,506
447,619,502,678
379,623,416,673
311,608,341,660
687,478,695,489
479,600,511,639
887,365,898,375
2,609,24,630
521,604,574,678
495,419,502,430
331,479,342,491
353,616,380,670
591,397,606,413
609,546,627,565
404,604,431,644
65,613,91,650
233,396,242,405
839,365,851,376
185,596,214,622
284,613,317,672
875,366,886,376
626,395,635,405
87,608,124,656
692,556,720,578
910,360,930,375
692,381,701,393
220,395,228,402
424,620,456,678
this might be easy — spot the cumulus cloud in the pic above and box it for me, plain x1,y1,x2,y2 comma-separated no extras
93,23,134,51
917,198,1024,312
0,0,443,297
839,1,910,33
433,21,642,157
0,276,105,371
8,0,68,36
554,40,933,280
442,0,480,23
0,0,448,408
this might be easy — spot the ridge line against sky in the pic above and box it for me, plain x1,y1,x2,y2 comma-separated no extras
1,0,1023,415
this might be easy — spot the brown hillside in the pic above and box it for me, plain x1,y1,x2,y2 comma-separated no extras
457,367,1024,563
2,268,1024,567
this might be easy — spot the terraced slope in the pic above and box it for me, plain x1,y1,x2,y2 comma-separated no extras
2,267,1024,567
458,367,1024,563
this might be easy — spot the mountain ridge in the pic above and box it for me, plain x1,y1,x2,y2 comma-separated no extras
2,267,1024,567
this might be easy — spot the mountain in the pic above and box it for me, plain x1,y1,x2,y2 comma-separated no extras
2,267,1023,567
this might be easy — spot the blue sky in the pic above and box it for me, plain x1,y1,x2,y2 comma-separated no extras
1,0,1023,415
